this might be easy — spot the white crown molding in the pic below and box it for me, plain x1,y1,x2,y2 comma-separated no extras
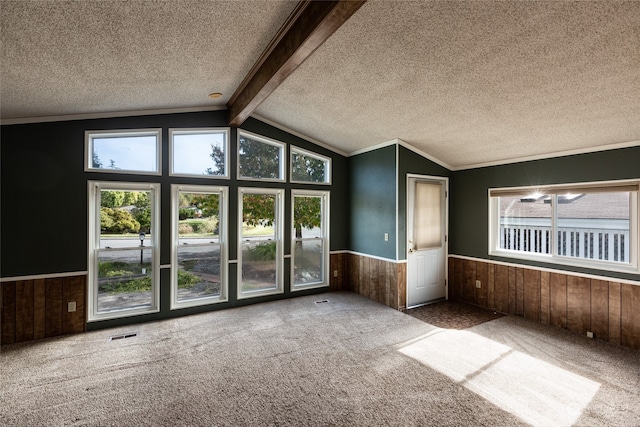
0,106,227,126
348,138,454,172
395,139,453,170
453,139,640,171
249,113,349,157
348,139,399,157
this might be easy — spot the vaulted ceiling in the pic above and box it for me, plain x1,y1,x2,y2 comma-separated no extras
2,0,639,169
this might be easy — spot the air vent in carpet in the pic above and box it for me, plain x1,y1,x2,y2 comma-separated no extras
109,332,138,341
314,299,329,304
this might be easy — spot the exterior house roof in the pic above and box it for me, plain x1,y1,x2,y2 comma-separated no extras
500,192,629,219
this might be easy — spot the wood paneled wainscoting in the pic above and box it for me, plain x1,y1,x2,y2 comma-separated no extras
330,252,407,311
1,274,86,346
448,256,640,350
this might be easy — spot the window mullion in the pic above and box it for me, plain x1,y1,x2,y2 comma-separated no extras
551,194,558,257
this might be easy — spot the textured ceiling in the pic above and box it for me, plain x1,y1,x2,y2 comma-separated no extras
0,0,296,117
2,1,639,169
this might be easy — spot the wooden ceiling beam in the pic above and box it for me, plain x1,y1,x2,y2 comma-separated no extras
227,0,366,127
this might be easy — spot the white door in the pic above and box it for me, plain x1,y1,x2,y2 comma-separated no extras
407,176,447,308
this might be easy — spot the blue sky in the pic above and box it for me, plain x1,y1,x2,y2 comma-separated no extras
93,132,225,174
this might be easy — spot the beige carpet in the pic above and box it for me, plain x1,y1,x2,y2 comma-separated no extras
1,292,638,426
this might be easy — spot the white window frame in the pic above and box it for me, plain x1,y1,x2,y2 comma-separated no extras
170,184,229,309
488,179,639,273
290,146,332,185
169,128,230,179
85,129,162,175
238,187,285,299
291,189,330,291
237,130,286,182
87,181,161,321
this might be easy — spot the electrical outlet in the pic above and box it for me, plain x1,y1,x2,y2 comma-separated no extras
333,269,338,277
586,331,594,339
475,280,481,288
384,233,389,241
68,301,76,312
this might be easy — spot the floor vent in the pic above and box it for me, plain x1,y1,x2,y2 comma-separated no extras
314,299,329,304
109,332,138,341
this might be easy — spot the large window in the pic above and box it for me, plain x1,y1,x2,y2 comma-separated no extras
170,128,229,178
87,181,160,321
489,180,639,272
238,131,285,181
238,188,284,298
85,129,161,174
171,185,228,309
290,146,331,184
291,190,329,290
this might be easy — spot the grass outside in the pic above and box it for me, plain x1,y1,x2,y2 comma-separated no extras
241,223,274,237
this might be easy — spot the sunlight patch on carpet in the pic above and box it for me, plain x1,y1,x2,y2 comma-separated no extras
399,329,600,427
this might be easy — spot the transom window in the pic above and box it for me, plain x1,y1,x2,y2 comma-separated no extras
86,129,161,174
238,131,285,181
170,128,229,178
489,180,639,273
171,185,228,309
290,146,331,184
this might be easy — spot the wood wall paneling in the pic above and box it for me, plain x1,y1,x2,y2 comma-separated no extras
549,273,568,329
329,253,341,291
2,275,87,346
63,276,86,334
608,282,621,345
370,259,380,304
487,264,495,311
462,259,476,304
448,258,456,300
15,280,35,343
620,284,640,349
45,278,63,338
523,269,541,322
515,268,525,317
508,266,517,315
360,256,370,299
540,271,550,325
33,279,46,339
590,279,609,341
493,265,509,314
454,258,464,301
2,282,16,345
349,255,360,294
384,261,393,308
475,261,488,309
566,276,591,335
397,263,406,311
343,254,405,312
447,257,639,350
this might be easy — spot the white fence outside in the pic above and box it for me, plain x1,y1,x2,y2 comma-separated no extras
500,218,630,263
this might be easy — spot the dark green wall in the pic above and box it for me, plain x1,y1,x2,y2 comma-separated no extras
349,145,396,259
397,145,451,259
449,146,640,281
0,111,349,329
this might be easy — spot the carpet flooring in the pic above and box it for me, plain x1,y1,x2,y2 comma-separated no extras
1,292,638,426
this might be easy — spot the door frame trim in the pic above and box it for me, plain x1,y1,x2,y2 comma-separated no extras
406,174,449,307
